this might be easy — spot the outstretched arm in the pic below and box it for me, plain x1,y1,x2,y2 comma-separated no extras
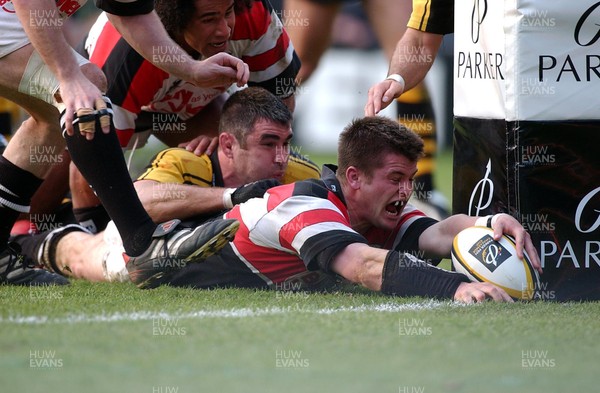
417,213,543,273
330,243,512,303
135,180,227,223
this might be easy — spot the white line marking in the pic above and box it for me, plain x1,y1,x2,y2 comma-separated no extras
1,300,463,325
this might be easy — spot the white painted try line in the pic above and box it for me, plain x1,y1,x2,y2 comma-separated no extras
1,300,463,325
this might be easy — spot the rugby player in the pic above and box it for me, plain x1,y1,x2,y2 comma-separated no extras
281,0,448,218
15,88,320,286
164,116,542,303
67,0,301,234
0,0,246,285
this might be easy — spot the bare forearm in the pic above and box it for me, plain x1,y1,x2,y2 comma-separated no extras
418,214,475,257
135,181,226,223
107,12,194,81
388,28,443,92
330,243,388,291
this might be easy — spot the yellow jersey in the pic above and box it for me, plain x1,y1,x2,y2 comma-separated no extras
138,148,321,187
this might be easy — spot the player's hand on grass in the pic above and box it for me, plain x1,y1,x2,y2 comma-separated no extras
454,282,514,304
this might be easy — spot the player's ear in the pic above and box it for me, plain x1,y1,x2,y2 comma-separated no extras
220,132,235,158
345,166,361,190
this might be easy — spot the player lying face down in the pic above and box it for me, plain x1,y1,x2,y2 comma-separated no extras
161,116,542,303
15,88,319,283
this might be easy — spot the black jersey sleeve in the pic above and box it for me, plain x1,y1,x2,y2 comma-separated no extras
95,0,154,16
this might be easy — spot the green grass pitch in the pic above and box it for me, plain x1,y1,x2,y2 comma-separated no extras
1,149,597,392
1,283,598,393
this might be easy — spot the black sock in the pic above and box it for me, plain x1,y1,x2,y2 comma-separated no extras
64,127,155,256
0,156,43,248
73,205,111,233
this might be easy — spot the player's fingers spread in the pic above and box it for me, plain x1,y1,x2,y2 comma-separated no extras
182,139,197,152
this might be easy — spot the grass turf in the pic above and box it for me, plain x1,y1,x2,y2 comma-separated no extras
1,282,598,393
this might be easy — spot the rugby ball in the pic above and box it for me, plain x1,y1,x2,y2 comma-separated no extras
451,226,540,300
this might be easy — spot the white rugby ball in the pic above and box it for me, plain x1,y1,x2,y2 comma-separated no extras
451,226,540,300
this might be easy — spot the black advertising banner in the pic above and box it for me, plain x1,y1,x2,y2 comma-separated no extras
453,118,600,300
515,121,600,300
452,117,509,217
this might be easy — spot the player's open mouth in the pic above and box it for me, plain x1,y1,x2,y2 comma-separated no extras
385,200,404,216
211,41,227,49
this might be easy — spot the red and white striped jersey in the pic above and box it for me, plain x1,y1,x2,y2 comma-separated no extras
82,0,299,146
168,165,437,290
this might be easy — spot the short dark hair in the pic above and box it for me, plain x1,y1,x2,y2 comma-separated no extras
219,87,292,148
337,116,424,180
155,0,254,38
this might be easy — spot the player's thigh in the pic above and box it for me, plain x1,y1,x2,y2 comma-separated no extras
362,0,412,59
0,44,33,91
1,44,105,108
0,84,59,128
284,0,341,62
